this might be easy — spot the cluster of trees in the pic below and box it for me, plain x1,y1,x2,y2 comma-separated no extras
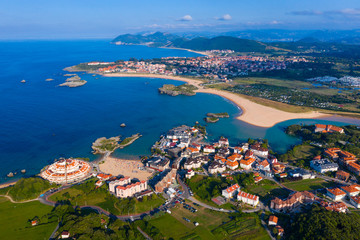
286,124,360,156
186,173,255,201
286,205,360,240
8,177,56,201
49,202,165,240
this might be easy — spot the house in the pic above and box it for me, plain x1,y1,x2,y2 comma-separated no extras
240,157,255,170
222,183,240,199
227,153,242,162
268,215,278,226
350,196,360,208
270,191,315,212
275,226,284,236
268,155,278,164
310,158,338,173
115,181,148,198
187,147,200,154
226,160,239,170
336,170,350,181
147,157,170,171
341,185,360,197
272,163,285,174
97,173,112,181
279,173,288,178
203,145,215,154
320,201,348,213
154,169,177,192
347,162,360,176
258,160,270,171
237,190,259,206
244,150,254,158
315,124,344,133
218,137,229,147
250,143,268,158
185,169,195,179
61,231,70,239
326,188,346,201
208,161,226,174
108,177,131,193
254,176,263,183
31,220,38,226
184,157,201,170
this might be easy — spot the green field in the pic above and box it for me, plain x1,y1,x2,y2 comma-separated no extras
49,178,164,215
282,178,337,191
148,203,269,240
246,180,290,203
0,197,57,240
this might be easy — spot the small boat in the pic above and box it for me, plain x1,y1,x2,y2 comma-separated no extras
120,123,126,127
21,80,26,83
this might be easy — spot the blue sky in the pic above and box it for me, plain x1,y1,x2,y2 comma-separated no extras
1,0,360,39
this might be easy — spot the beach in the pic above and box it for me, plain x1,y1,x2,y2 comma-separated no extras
103,73,329,127
99,156,152,181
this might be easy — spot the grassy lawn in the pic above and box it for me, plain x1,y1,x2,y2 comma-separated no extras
246,180,290,204
0,197,57,240
49,178,164,215
149,202,270,240
282,178,337,191
287,145,321,162
149,203,232,240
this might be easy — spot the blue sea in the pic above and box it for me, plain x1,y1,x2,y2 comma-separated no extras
1,40,360,183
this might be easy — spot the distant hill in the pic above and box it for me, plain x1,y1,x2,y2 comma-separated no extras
111,33,268,52
169,36,267,52
111,32,179,47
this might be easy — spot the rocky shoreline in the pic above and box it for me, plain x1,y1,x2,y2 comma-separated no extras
158,83,197,96
58,74,87,87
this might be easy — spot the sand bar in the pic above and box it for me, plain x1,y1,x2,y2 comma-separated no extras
103,73,329,127
99,156,152,181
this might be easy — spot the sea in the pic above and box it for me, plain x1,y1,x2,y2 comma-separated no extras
1,39,360,183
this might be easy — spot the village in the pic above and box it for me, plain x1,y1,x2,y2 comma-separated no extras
35,122,360,239
81,54,307,81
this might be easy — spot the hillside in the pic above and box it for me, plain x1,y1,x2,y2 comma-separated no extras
111,32,179,47
170,36,267,52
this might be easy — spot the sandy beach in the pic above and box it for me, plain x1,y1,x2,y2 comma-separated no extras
103,73,329,127
99,156,152,181
0,181,16,189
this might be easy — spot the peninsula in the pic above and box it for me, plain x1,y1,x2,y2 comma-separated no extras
158,83,197,96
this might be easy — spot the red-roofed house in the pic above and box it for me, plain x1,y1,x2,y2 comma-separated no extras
268,215,278,226
327,188,346,201
258,160,270,171
203,145,215,154
348,162,360,176
226,160,239,170
336,170,350,181
240,157,255,170
61,231,70,239
237,190,259,206
222,183,240,199
350,196,360,208
341,185,360,197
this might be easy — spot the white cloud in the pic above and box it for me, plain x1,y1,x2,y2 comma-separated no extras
178,15,193,21
217,14,232,21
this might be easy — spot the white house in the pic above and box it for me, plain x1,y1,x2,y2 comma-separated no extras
327,188,346,201
222,183,240,199
268,216,278,226
208,161,226,174
185,169,195,179
203,145,215,154
310,159,339,173
240,157,255,170
341,185,360,197
258,160,270,171
350,196,360,208
237,190,259,207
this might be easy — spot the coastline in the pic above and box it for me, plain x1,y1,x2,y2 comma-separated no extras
102,73,330,127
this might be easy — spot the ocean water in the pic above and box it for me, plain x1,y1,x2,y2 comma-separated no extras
1,40,360,183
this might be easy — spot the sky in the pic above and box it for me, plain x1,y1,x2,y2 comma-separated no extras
1,0,360,39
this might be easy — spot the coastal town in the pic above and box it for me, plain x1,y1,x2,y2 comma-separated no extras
3,121,360,239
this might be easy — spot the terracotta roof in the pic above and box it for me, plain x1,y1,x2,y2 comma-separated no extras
327,188,346,196
269,215,278,224
225,184,240,193
341,185,360,193
238,190,259,201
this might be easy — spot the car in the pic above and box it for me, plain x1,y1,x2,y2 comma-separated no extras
183,217,190,222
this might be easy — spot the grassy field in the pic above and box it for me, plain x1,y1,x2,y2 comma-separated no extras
0,197,57,240
49,178,164,215
282,178,337,191
212,213,270,240
246,180,290,204
149,202,269,240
